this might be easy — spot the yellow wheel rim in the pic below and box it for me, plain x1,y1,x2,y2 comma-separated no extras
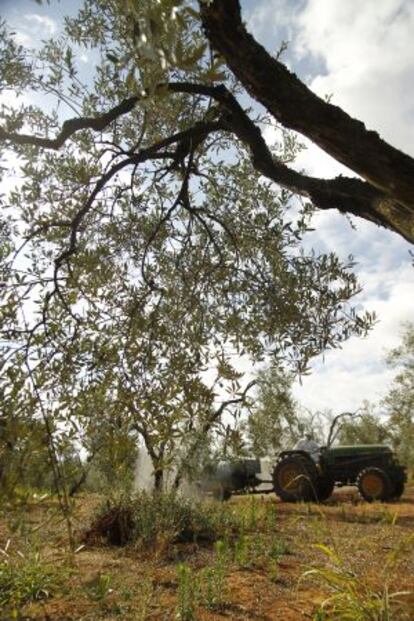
361,473,384,498
278,464,303,492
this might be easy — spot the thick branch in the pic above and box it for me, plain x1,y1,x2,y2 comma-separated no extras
200,0,414,242
170,82,412,241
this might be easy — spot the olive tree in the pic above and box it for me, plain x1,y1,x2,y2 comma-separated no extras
0,2,377,489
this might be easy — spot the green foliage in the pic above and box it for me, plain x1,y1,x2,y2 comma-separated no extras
85,491,240,547
0,545,61,617
247,366,299,457
83,415,138,494
383,323,414,472
337,402,391,446
233,530,249,567
304,543,412,621
176,564,199,621
200,539,228,610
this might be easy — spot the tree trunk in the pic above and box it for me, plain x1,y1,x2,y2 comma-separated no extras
154,467,164,491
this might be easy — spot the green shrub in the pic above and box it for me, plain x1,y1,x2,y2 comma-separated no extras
84,491,241,548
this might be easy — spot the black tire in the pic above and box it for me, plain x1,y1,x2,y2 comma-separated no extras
212,485,231,501
273,454,318,502
357,467,392,502
391,479,405,499
316,476,335,502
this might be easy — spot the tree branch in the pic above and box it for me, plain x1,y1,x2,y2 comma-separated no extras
0,96,139,149
2,61,412,241
169,82,412,241
199,0,414,242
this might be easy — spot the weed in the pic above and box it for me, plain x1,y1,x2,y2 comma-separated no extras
176,564,199,621
268,558,280,583
86,572,112,601
248,496,257,529
234,531,250,568
303,543,411,621
269,536,289,559
0,542,60,617
379,507,399,526
264,502,278,531
135,576,154,621
84,491,237,548
201,539,228,610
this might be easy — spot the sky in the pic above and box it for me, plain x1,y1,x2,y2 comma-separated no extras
1,0,413,415
244,0,414,413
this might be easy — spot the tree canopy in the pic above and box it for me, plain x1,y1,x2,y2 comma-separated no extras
1,0,413,241
0,0,395,487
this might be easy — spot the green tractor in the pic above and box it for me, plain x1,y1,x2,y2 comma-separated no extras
273,444,406,503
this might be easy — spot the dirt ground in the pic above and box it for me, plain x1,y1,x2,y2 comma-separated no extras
1,485,414,621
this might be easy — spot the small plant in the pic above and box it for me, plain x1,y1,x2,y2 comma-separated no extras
234,532,250,568
268,558,280,583
269,536,289,559
135,576,154,621
201,539,228,610
264,502,278,531
0,543,60,617
379,507,398,526
303,544,411,621
86,572,112,602
248,496,257,529
176,564,199,621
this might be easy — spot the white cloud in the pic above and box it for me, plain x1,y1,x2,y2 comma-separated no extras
24,14,57,36
294,0,414,155
294,138,353,179
11,13,58,49
293,219,414,412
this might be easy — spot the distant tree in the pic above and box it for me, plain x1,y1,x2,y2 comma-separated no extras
383,323,414,470
0,371,84,500
336,402,391,446
247,366,299,457
82,413,138,494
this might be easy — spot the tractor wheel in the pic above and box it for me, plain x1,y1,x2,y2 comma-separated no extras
273,455,318,502
316,476,335,502
391,479,405,500
357,467,392,502
212,485,232,501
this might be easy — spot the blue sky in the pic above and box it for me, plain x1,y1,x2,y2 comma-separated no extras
1,0,413,414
